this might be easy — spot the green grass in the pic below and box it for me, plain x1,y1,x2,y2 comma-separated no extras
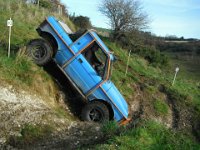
0,48,52,87
101,121,119,137
0,52,34,85
0,0,76,51
153,99,169,116
95,120,200,150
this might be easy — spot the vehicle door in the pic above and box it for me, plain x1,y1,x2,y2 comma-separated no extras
64,42,107,94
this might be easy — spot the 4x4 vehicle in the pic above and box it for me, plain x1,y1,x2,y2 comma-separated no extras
27,16,129,124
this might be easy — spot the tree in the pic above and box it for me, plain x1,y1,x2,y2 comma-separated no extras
71,15,92,29
99,0,149,40
39,0,53,9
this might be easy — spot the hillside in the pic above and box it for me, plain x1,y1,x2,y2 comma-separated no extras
0,0,76,50
0,0,200,149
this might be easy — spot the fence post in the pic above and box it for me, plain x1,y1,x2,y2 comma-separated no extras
7,18,13,58
172,67,179,86
125,50,132,77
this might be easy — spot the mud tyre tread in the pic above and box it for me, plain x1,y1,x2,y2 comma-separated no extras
27,38,53,66
81,101,109,123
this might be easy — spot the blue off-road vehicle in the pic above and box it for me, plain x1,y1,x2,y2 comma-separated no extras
27,16,129,124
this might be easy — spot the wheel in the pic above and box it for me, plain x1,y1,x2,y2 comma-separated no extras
81,101,109,122
27,39,53,66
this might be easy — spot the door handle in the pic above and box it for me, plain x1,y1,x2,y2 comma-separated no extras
78,58,83,63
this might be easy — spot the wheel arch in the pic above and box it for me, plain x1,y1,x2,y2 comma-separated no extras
37,31,58,56
90,99,114,120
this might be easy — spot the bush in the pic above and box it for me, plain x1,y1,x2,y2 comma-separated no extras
39,0,53,9
134,45,169,67
70,15,92,29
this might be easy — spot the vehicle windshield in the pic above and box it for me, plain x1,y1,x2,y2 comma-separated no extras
82,43,108,78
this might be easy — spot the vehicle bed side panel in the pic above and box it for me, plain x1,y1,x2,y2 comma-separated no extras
47,17,73,46
37,23,74,66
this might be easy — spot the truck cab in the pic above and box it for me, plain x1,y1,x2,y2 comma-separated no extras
27,16,129,123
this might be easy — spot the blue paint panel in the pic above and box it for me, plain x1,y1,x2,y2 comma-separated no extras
47,16,73,46
113,109,124,121
105,82,129,118
70,33,94,53
101,80,112,92
54,50,73,66
87,87,107,101
64,54,101,94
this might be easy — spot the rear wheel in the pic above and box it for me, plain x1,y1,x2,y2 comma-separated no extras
27,39,53,66
81,101,109,122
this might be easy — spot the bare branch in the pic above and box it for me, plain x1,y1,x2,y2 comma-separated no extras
99,0,149,38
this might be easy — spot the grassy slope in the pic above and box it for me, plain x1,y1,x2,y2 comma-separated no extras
0,0,76,131
0,0,199,148
0,0,76,50
103,37,199,107
0,0,76,97
94,37,200,149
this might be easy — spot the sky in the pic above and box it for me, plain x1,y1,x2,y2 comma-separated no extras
61,0,200,39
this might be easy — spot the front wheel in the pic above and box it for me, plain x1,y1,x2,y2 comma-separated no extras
81,101,109,123
27,39,53,66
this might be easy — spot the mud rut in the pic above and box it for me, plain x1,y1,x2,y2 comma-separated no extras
158,85,180,129
127,83,199,141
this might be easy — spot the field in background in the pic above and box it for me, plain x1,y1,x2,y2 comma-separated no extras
166,51,200,82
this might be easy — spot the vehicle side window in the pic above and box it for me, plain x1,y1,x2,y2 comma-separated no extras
82,43,107,78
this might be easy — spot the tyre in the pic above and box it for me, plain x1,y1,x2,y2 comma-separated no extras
81,101,109,122
27,39,53,66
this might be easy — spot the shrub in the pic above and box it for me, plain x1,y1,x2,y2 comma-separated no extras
70,15,92,29
135,45,169,67
39,0,53,9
